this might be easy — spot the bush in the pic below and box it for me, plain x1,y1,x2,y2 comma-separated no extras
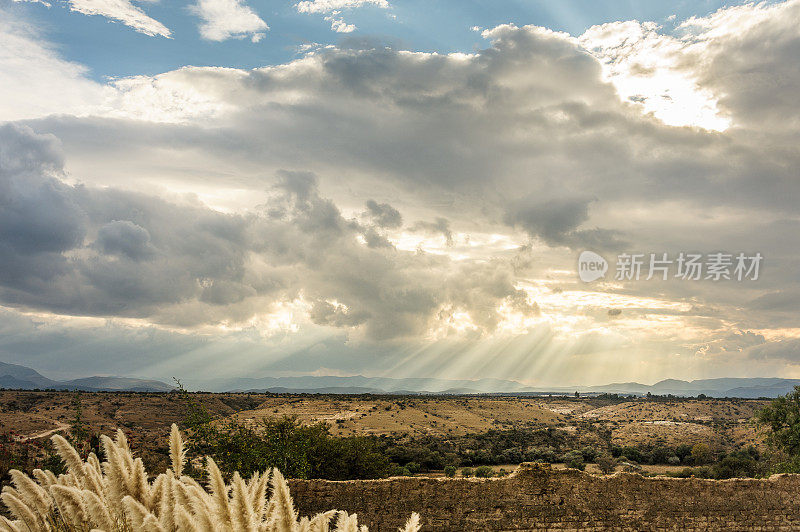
675,444,692,462
394,465,412,476
461,467,474,477
563,450,585,471
712,451,760,479
474,465,493,478
177,383,391,481
619,446,642,463
596,454,617,475
650,446,672,464
579,446,597,462
405,461,421,474
691,443,712,465
444,465,456,477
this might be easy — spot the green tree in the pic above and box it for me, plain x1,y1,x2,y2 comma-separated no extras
758,386,800,458
444,465,456,477
563,450,585,471
596,454,616,475
474,465,493,477
691,443,712,465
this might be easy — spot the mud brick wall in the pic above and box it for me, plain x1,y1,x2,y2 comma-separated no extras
288,463,800,531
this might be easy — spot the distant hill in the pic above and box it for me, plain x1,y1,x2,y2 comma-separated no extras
194,374,800,398
0,361,58,388
3,360,797,397
0,361,173,392
585,378,800,398
211,375,532,394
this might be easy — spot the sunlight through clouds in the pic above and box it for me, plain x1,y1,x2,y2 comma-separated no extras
1,0,800,385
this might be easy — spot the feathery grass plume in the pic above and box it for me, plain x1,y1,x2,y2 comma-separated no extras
50,485,89,525
83,489,117,531
0,426,421,531
0,491,40,532
170,424,186,478
399,512,420,532
0,515,22,532
266,469,297,529
8,469,51,518
334,511,361,532
51,434,86,481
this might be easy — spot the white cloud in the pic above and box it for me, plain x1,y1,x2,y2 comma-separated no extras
191,0,269,42
67,0,171,38
580,0,800,132
579,20,730,130
325,11,355,33
11,0,52,7
295,0,389,33
0,14,106,121
295,0,389,14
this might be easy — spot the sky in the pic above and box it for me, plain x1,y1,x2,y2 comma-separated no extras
0,0,799,387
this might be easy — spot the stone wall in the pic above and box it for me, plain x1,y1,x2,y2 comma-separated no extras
288,463,800,531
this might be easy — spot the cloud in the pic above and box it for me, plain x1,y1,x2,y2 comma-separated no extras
11,0,51,6
191,0,268,42
363,200,402,228
5,3,800,381
0,13,106,120
67,0,171,37
295,0,389,15
94,220,155,260
295,0,389,33
411,218,454,247
325,12,355,33
0,124,534,342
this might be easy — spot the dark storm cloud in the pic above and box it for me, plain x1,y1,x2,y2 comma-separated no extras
364,200,402,229
0,123,535,339
411,218,453,246
94,220,154,260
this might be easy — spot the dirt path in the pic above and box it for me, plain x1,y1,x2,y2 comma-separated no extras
14,423,70,442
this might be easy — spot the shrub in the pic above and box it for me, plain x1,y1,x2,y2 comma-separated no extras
461,467,473,478
0,425,422,532
650,446,672,464
675,444,692,462
712,451,760,479
563,450,585,471
619,446,642,463
444,465,456,477
691,443,712,465
579,446,597,463
474,465,493,478
405,461,421,474
596,454,617,475
392,465,412,477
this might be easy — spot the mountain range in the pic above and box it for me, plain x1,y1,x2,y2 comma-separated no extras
0,361,173,392
3,360,799,397
190,374,800,398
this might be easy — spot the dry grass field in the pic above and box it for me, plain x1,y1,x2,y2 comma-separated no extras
0,390,771,473
232,396,769,449
234,396,566,437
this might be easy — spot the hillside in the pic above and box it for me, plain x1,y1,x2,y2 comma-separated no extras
0,361,172,392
